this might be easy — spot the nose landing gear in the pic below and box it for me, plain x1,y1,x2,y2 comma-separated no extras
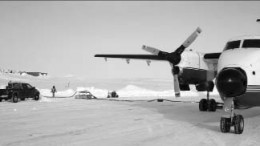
220,98,244,134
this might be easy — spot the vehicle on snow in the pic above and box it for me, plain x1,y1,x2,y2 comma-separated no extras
75,90,97,99
107,91,119,98
0,82,40,103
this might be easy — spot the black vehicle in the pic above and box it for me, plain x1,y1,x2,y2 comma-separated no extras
107,91,119,98
0,82,40,103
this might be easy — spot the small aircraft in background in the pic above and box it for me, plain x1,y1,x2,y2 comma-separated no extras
95,27,260,134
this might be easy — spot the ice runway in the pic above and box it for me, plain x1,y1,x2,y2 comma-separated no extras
1,97,260,146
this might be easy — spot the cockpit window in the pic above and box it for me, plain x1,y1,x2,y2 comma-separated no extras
224,40,241,50
242,39,260,48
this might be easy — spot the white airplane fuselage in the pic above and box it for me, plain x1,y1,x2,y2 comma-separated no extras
216,36,260,107
175,36,260,107
218,46,260,85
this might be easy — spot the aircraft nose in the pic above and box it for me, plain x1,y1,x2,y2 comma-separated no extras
216,68,247,97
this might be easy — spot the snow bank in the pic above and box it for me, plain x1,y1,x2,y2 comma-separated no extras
76,87,108,98
117,85,198,97
39,89,76,97
38,84,220,100
39,96,54,102
75,84,212,99
0,71,220,100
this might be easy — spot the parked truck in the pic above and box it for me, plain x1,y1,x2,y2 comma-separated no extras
0,82,40,103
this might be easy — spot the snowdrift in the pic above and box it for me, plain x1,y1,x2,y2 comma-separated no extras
39,84,220,101
0,73,220,101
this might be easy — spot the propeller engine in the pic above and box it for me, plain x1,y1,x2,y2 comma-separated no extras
142,27,202,97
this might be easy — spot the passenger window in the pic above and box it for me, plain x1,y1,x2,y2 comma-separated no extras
7,84,12,89
242,39,260,48
224,40,241,51
22,84,28,89
26,84,32,89
13,84,21,89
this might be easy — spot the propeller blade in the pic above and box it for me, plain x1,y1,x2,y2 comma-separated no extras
173,74,180,97
175,27,202,55
172,66,181,97
142,45,161,55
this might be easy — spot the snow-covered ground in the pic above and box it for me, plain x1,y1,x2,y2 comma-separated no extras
1,73,260,145
1,97,260,146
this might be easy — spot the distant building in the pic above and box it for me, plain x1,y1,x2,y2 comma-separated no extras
26,72,48,77
0,68,48,77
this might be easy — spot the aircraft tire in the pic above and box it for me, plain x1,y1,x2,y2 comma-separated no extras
234,115,244,134
0,98,2,102
199,99,207,111
208,99,217,112
220,117,231,133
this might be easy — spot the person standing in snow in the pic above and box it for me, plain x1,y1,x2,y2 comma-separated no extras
51,86,57,97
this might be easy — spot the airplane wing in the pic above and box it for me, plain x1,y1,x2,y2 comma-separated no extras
94,27,218,97
95,52,222,62
94,54,167,61
203,52,221,64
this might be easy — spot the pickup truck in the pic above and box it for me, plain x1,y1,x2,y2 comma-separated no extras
0,82,40,103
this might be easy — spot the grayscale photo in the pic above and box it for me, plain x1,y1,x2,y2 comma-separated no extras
0,1,260,145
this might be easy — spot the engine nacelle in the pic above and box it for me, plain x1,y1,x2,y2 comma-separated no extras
180,84,190,91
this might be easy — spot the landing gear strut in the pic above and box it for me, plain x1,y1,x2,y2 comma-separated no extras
220,98,244,134
199,91,217,112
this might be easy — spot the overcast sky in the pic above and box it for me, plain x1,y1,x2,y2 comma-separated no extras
0,1,259,80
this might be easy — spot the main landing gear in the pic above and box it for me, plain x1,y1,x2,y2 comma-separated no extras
220,98,244,134
199,91,217,112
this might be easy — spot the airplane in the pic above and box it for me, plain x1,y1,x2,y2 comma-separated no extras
95,27,260,134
